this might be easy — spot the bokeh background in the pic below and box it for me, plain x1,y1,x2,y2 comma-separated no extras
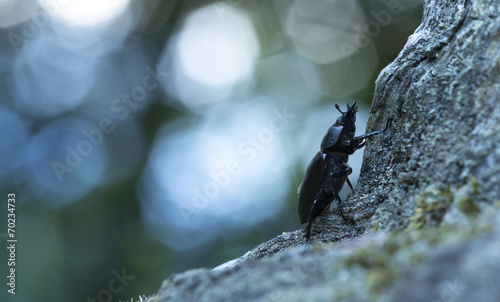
0,0,422,301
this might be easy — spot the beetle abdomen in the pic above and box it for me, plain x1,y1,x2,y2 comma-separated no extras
298,151,332,224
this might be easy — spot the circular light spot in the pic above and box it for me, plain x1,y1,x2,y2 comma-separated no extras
37,0,130,29
159,3,260,110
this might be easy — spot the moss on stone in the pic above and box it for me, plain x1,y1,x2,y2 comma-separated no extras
407,186,453,230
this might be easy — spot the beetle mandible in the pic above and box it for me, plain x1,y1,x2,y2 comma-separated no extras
297,101,393,243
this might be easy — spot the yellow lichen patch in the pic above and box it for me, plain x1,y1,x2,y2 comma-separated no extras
455,176,481,217
341,234,417,294
343,247,373,269
365,267,398,292
457,196,480,217
407,186,453,230
339,227,462,296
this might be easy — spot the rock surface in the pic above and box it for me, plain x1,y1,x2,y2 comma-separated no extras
147,0,500,301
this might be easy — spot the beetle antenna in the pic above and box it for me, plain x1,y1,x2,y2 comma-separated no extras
335,104,344,114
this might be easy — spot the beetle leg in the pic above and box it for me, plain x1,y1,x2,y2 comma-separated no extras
321,204,331,214
346,177,354,191
351,130,382,150
304,215,313,243
304,200,323,243
351,117,394,149
336,195,355,223
357,139,366,149
330,166,352,178
304,190,334,243
304,200,328,243
352,131,382,145
336,195,347,221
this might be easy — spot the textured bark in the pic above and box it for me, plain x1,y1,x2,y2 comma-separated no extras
147,1,500,301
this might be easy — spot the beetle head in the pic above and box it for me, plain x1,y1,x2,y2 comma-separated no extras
320,101,358,152
334,101,357,132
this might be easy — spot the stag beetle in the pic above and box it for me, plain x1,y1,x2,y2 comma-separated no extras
298,101,393,243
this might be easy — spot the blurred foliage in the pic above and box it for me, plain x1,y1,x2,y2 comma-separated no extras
0,0,422,301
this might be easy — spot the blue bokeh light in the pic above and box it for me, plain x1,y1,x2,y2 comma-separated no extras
159,3,260,112
13,30,98,117
139,98,295,250
0,107,29,189
24,117,109,207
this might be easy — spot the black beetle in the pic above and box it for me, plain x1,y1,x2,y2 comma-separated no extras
298,101,393,242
